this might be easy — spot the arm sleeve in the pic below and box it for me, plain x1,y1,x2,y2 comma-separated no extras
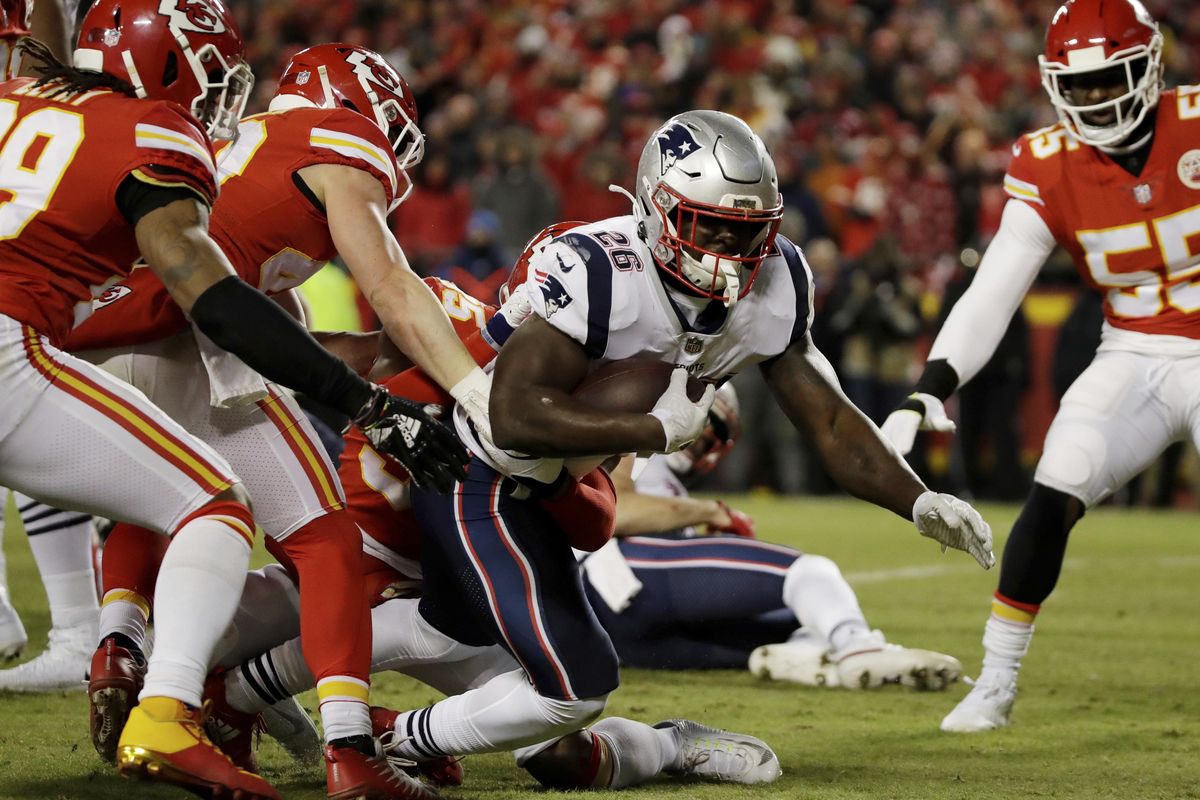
115,169,207,225
926,199,1058,387
189,276,373,417
540,467,617,552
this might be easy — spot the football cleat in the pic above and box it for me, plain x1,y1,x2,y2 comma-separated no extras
655,719,782,785
117,696,280,800
325,737,439,800
202,671,263,773
262,696,322,763
940,669,1018,732
0,620,95,692
833,630,962,690
747,637,840,687
370,705,463,788
89,637,145,762
0,588,28,662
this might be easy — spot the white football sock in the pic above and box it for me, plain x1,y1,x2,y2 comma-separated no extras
782,555,870,651
589,717,679,788
387,669,607,759
17,497,99,630
212,564,301,668
980,614,1033,675
98,593,148,649
140,517,251,707
0,489,8,593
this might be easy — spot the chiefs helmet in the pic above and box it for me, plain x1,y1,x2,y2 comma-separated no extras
0,0,31,80
499,220,587,304
630,110,782,307
1038,0,1163,150
272,44,424,203
73,0,252,140
665,382,741,479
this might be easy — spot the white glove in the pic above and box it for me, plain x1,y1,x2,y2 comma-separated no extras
497,283,534,329
912,491,995,569
451,366,565,484
880,392,957,455
648,368,716,453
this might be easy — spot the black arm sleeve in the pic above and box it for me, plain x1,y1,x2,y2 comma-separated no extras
115,169,207,226
190,276,373,418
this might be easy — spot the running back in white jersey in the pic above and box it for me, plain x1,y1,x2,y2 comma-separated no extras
523,216,814,383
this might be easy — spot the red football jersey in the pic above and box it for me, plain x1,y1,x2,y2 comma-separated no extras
67,106,401,350
1003,86,1200,339
339,278,496,563
0,78,218,346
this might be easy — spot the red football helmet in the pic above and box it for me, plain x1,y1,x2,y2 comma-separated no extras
0,0,31,80
273,43,423,202
1038,0,1163,150
73,0,252,140
499,220,587,304
665,382,741,479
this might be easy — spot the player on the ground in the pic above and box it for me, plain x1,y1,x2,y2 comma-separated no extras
13,41,486,799
586,384,961,690
0,0,464,798
361,110,992,785
199,275,783,789
878,0,1198,733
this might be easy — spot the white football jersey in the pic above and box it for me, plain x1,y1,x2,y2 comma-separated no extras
634,455,687,500
523,216,814,382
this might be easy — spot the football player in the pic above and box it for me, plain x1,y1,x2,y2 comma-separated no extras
0,2,462,799
202,275,784,789
11,41,492,800
588,386,962,691
879,0,1198,732
368,110,993,785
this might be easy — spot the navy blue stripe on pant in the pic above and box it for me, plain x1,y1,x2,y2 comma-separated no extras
586,534,802,670
410,456,619,700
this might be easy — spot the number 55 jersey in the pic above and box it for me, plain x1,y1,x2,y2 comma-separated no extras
1003,86,1200,341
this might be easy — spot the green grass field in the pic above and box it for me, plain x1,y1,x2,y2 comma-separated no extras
1,496,1198,800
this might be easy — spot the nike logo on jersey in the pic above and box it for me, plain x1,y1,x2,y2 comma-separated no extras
556,253,573,273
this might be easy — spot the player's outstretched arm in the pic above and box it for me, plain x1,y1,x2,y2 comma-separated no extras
135,196,467,491
609,456,736,536
880,200,1057,455
763,334,994,568
304,164,485,397
490,317,674,456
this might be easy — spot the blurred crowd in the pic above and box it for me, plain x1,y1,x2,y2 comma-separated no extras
263,0,1200,502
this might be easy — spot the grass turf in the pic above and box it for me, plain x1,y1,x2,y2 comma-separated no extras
0,495,1198,799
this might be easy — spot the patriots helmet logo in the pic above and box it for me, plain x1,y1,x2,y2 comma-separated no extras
536,271,574,319
656,123,701,176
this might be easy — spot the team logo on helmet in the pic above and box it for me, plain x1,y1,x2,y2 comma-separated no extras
1178,150,1200,191
159,0,226,34
656,123,701,177
346,49,401,95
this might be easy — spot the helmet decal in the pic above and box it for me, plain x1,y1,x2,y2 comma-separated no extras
346,48,401,97
159,0,226,35
656,123,701,177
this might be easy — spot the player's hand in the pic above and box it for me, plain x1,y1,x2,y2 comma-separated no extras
912,491,994,569
354,386,469,493
880,392,956,455
707,501,756,538
450,366,492,434
648,368,716,453
497,283,534,329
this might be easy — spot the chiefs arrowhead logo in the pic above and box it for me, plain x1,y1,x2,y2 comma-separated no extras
158,0,226,35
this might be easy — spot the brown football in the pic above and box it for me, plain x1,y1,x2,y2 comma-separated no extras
572,357,706,414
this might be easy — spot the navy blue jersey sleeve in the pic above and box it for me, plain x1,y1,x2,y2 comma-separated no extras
775,235,815,345
525,231,614,359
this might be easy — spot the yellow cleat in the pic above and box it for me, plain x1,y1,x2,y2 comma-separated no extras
116,696,281,800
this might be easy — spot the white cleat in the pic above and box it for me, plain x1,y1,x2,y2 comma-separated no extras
748,637,841,687
0,589,27,662
833,630,962,691
262,696,322,762
0,620,95,692
940,669,1017,732
656,719,782,784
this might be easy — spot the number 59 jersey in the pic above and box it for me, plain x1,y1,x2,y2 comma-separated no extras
1003,86,1200,340
520,216,814,383
0,79,219,347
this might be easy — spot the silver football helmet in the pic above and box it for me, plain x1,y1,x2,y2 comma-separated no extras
629,111,782,306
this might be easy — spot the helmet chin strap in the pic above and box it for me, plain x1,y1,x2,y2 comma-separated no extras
719,258,740,309
608,183,637,210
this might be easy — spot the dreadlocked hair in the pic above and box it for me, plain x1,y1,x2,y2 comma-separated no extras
18,38,136,98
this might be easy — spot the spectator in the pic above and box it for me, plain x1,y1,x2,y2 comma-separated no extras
471,127,561,260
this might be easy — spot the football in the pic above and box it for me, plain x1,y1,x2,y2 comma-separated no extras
572,357,707,414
